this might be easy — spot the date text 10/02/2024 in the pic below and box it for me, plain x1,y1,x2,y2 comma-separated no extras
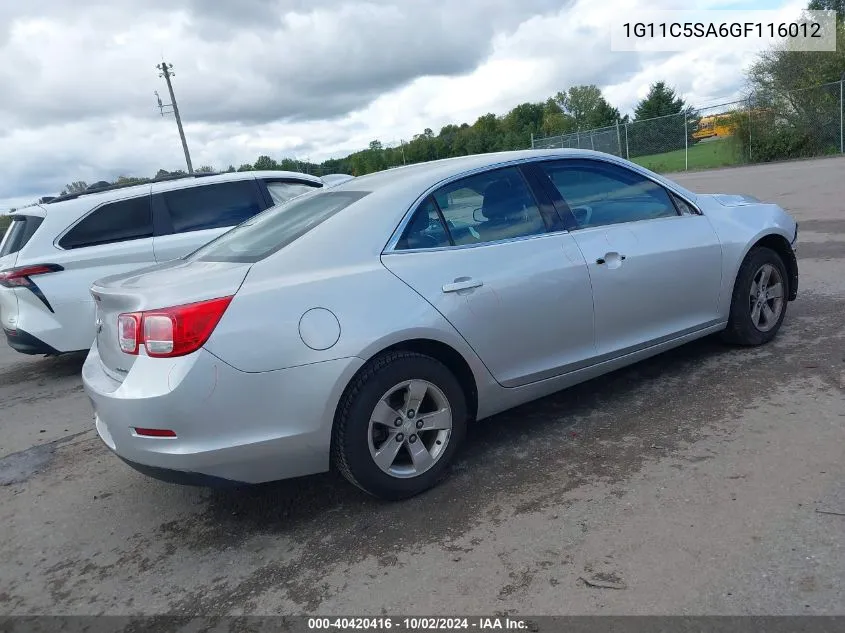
307,618,533,631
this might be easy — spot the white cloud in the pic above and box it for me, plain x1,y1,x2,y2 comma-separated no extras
0,0,800,210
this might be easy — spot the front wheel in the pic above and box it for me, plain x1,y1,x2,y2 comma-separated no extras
722,246,789,346
332,351,467,500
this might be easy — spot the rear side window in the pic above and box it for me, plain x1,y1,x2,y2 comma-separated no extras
0,215,44,257
396,166,547,250
158,181,263,234
395,198,451,250
59,197,153,249
263,180,321,205
190,190,370,263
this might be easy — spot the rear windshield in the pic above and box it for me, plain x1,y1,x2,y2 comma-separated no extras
0,215,44,258
188,189,370,263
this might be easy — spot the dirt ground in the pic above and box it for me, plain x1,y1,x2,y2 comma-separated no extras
1,157,843,616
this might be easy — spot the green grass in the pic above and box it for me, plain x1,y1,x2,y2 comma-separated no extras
631,137,742,173
0,214,10,236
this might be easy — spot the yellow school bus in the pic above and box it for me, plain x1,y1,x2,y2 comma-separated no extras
693,113,737,140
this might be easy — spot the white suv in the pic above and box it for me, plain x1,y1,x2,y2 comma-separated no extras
0,170,352,356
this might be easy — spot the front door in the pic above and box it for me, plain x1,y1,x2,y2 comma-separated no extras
536,159,723,357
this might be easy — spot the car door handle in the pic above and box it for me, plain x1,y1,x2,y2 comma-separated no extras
442,278,483,293
596,254,626,265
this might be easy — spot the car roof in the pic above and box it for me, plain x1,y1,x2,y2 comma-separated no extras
328,149,698,201
150,170,322,193
21,170,324,218
258,149,701,266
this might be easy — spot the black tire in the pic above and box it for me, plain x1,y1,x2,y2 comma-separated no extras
331,351,468,501
722,246,789,346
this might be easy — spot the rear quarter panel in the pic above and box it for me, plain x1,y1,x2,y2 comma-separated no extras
203,258,498,412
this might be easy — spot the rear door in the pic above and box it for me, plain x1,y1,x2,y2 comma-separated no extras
381,165,596,388
35,193,156,351
536,159,723,358
0,214,45,332
151,178,267,262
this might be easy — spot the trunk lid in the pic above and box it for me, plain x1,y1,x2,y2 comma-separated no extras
90,258,252,379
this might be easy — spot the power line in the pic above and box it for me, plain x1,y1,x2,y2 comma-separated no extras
156,62,194,174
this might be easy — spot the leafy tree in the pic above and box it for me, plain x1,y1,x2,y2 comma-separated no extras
253,155,279,171
236,163,254,172
61,181,88,195
115,175,150,186
195,165,215,173
734,0,845,161
808,0,845,17
225,165,236,173
558,85,622,129
747,9,845,93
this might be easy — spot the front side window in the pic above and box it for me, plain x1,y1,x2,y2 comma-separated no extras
539,160,679,229
59,197,153,249
159,181,263,234
397,166,547,250
264,180,321,205
190,190,370,263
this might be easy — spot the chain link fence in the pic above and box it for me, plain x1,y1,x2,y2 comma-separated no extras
532,79,845,172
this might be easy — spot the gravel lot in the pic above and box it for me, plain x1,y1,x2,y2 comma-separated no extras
1,157,844,616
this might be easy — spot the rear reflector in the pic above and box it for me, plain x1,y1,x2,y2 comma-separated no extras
118,295,233,358
134,428,177,438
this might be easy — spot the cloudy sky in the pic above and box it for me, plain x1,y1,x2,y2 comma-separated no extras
0,0,805,211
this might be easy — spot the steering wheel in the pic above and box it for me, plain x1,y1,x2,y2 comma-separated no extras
571,205,593,227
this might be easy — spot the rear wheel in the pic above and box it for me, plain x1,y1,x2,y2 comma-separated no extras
332,351,467,500
722,247,789,346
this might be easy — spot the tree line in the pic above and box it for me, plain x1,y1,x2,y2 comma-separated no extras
48,80,692,199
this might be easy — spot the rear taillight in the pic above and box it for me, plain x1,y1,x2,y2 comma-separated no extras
0,264,63,288
118,313,141,354
117,296,233,358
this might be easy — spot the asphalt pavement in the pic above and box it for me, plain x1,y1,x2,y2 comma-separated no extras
0,157,843,616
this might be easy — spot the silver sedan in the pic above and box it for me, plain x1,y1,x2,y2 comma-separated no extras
82,149,799,500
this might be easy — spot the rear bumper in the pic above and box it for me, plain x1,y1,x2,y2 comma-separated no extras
3,327,61,355
116,455,247,488
83,342,364,485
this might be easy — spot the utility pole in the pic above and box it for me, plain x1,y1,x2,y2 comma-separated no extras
156,62,193,174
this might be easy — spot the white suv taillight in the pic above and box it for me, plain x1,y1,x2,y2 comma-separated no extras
117,296,233,358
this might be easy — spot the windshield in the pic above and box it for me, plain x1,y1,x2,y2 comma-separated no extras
188,189,371,263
